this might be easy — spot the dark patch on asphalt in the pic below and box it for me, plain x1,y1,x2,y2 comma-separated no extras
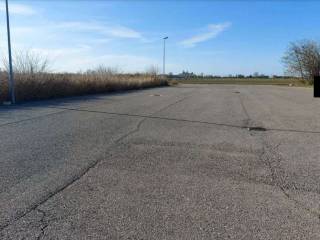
248,127,267,132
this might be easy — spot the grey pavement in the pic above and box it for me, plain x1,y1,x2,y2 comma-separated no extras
0,84,319,239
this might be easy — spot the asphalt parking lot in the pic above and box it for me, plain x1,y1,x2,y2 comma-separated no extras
0,84,319,239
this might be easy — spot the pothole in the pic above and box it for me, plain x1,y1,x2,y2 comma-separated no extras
233,91,240,94
247,126,267,132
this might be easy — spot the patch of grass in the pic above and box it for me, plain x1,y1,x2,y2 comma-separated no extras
171,77,309,86
168,79,179,86
0,72,168,103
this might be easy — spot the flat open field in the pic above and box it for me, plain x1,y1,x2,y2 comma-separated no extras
0,84,319,239
173,77,307,86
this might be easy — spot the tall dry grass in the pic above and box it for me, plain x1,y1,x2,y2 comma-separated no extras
0,71,168,102
0,51,167,102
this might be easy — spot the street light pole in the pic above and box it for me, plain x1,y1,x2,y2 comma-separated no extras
163,37,168,75
5,0,15,104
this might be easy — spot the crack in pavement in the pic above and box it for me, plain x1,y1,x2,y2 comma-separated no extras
238,93,252,127
259,138,320,221
43,107,320,135
1,89,320,235
238,92,320,221
114,94,191,143
1,101,320,135
0,109,69,128
0,87,186,129
35,208,48,240
0,94,191,233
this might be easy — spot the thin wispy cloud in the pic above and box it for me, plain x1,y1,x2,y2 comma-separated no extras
7,21,143,47
55,21,143,39
0,17,148,72
0,3,36,15
180,22,231,48
0,16,149,72
106,25,142,39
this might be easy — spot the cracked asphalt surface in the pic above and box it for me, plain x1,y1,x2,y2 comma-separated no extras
0,84,320,239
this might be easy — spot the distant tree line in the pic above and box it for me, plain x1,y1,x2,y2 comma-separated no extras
167,71,291,79
167,40,320,85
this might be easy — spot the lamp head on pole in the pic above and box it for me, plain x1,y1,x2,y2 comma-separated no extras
163,36,168,40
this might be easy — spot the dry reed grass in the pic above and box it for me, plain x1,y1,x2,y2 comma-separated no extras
0,72,168,102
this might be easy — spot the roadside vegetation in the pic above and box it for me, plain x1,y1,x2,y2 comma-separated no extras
168,71,306,86
169,77,306,86
1,39,319,102
170,39,320,86
0,51,167,102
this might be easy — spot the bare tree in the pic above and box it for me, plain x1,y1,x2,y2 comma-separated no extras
87,65,120,76
2,49,50,74
145,65,159,76
283,40,320,83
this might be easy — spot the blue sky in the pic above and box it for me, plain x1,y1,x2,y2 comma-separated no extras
0,0,319,75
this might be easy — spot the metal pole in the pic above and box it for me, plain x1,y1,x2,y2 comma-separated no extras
163,37,168,75
5,0,15,104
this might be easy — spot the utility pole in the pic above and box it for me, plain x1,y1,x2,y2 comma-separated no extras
163,37,168,75
5,0,15,104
